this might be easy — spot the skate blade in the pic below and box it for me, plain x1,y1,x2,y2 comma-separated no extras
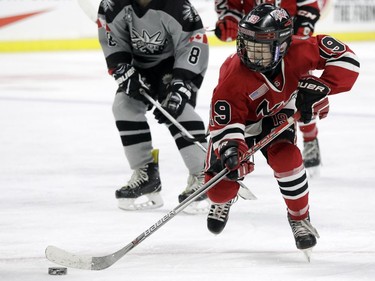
182,199,210,215
238,186,257,200
118,192,164,211
301,248,313,263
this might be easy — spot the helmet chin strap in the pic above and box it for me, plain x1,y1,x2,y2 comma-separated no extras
274,45,281,63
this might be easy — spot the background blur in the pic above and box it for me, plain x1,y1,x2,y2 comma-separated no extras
1,0,374,52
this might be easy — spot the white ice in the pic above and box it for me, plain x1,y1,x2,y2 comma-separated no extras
0,42,374,281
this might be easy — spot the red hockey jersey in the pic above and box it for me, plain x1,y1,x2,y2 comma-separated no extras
209,35,360,152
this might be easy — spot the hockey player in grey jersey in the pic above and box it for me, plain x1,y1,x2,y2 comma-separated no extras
98,0,209,212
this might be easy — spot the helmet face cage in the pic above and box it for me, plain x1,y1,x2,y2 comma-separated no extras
237,35,280,72
236,4,293,73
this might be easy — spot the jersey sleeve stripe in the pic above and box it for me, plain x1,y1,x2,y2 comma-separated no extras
211,123,245,151
326,53,360,72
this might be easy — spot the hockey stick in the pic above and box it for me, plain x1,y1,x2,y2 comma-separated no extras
77,0,255,199
45,168,228,271
45,111,300,270
77,0,100,23
142,92,257,200
143,92,206,152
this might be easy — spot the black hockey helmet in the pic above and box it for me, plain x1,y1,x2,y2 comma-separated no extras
236,4,293,73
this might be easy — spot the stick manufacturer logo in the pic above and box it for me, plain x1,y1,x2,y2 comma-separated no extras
144,212,175,237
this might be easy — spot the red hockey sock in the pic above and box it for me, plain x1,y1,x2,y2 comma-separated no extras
298,121,318,142
267,141,309,220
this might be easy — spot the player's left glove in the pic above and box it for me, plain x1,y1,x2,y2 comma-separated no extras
218,139,254,181
111,63,151,104
294,7,320,36
296,76,330,124
153,80,191,124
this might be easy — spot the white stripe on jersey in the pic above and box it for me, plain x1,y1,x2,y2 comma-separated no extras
326,52,360,73
211,123,245,151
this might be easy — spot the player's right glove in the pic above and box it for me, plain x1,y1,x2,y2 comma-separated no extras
215,17,238,42
153,80,191,124
296,76,330,124
111,63,150,104
218,139,254,181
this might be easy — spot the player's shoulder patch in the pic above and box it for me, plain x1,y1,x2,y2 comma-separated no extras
160,0,201,23
98,0,130,23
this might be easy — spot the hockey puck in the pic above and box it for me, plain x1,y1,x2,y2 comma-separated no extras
48,267,67,275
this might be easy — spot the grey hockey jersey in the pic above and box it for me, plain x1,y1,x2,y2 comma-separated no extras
98,0,209,89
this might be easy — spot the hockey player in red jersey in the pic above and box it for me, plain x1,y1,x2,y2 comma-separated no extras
214,0,323,175
205,4,359,257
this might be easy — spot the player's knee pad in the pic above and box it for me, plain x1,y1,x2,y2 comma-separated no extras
206,174,239,203
267,141,303,173
112,91,149,120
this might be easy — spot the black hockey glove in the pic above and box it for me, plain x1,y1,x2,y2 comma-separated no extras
296,76,330,124
112,64,150,104
218,139,254,181
294,7,320,37
153,80,191,124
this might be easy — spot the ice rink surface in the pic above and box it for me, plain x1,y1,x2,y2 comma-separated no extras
0,42,374,281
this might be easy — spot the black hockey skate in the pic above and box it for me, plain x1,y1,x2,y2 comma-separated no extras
207,197,237,234
303,138,321,177
116,150,163,210
288,213,320,261
178,171,209,214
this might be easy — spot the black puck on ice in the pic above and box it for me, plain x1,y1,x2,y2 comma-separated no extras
48,267,67,275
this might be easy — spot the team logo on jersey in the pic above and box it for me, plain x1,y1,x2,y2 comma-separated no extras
101,0,115,12
256,99,283,117
131,28,166,54
182,3,201,22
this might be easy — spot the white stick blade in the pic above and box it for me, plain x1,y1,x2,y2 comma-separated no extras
45,245,93,270
238,185,257,200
